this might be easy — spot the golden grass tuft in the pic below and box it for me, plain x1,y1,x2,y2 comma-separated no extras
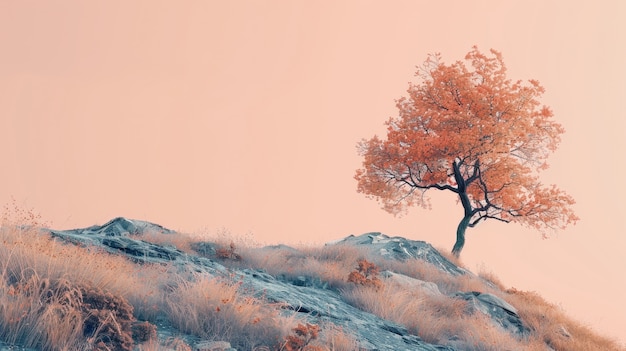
434,245,467,269
139,230,197,255
319,325,361,351
164,274,294,350
476,265,507,291
341,281,422,327
0,272,85,350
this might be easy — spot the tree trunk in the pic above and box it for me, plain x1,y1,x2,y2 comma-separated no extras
451,159,475,258
451,215,471,258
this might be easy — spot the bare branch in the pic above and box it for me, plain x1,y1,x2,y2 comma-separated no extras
469,214,510,227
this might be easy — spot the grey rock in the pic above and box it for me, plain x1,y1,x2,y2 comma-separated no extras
454,291,529,337
190,241,216,257
381,270,442,296
50,219,227,274
74,217,174,236
194,340,234,351
332,233,467,276
282,274,329,289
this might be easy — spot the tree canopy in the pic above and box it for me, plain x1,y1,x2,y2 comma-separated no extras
355,47,578,257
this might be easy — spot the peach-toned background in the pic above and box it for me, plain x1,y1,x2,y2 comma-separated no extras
1,1,624,344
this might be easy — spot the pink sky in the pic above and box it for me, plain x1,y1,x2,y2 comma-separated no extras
1,1,625,344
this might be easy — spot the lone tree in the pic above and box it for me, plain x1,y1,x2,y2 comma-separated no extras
355,47,578,257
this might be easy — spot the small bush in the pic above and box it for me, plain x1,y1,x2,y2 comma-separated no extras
284,323,323,351
81,284,136,351
132,321,157,343
0,268,148,351
347,259,382,290
215,242,242,260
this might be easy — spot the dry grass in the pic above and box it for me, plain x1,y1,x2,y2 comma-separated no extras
233,244,367,290
415,298,527,350
193,227,261,252
341,282,421,326
371,256,498,295
434,245,467,268
1,205,623,351
505,288,625,351
134,337,195,351
341,278,528,350
319,325,362,351
139,230,197,255
0,272,85,350
476,265,507,291
164,274,294,350
227,239,625,351
0,224,159,350
0,227,136,293
0,220,171,323
0,216,363,350
281,322,362,351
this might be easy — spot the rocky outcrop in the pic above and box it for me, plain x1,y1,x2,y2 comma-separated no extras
73,217,174,236
46,218,538,350
50,217,184,263
379,270,530,339
238,268,454,351
454,291,529,336
50,218,227,274
381,271,442,296
334,233,467,276
49,218,458,350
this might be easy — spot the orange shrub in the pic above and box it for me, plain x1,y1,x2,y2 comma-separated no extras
284,323,323,351
347,259,382,290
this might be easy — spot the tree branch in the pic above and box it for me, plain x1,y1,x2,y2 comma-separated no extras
465,159,481,185
416,183,459,192
469,214,510,227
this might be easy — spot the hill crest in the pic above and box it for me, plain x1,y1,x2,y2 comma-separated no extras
0,217,619,351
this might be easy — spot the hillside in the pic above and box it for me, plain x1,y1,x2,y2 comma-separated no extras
0,217,622,351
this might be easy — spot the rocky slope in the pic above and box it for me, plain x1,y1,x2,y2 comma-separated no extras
33,217,540,351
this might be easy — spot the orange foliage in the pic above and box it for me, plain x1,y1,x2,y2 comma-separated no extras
284,323,322,351
355,47,578,254
347,259,382,290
